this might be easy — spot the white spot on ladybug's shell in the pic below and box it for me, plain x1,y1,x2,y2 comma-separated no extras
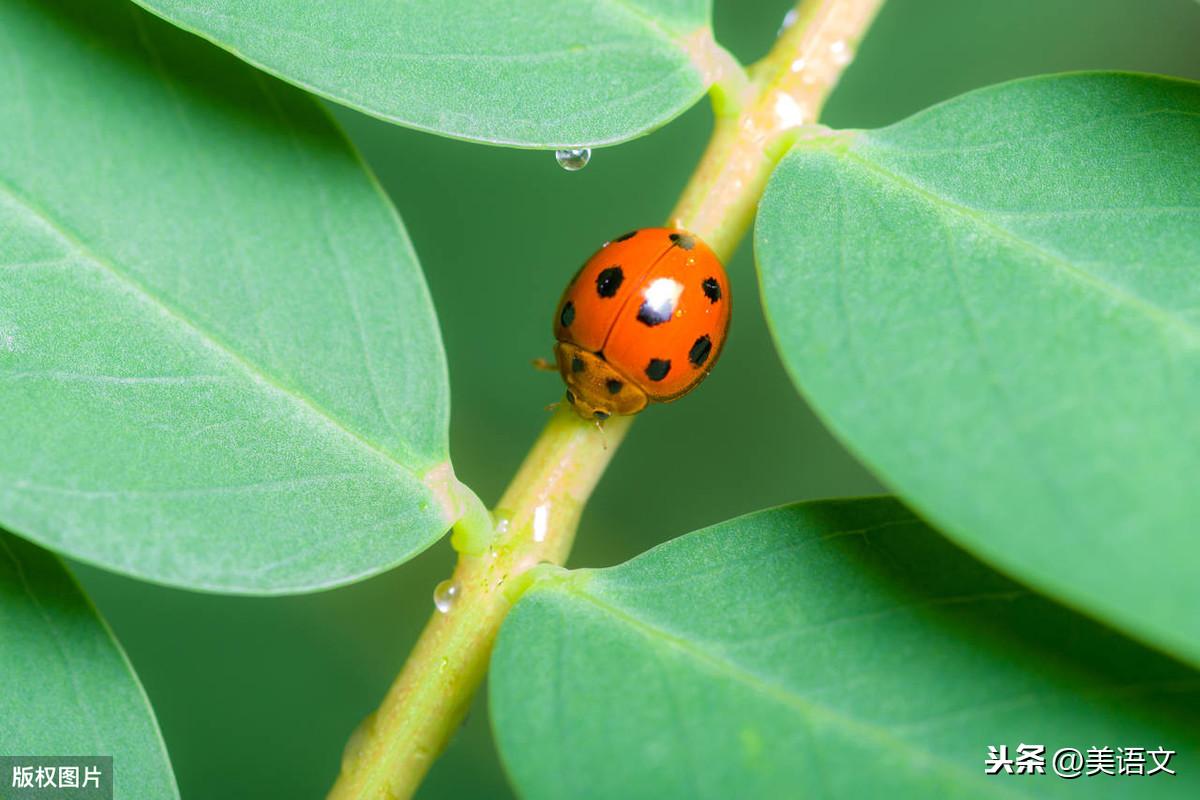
637,278,683,327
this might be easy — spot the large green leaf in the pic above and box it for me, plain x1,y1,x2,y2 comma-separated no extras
492,498,1200,799
0,0,466,593
755,73,1200,666
0,531,178,797
130,0,717,148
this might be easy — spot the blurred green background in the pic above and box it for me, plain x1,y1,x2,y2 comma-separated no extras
72,1,1200,797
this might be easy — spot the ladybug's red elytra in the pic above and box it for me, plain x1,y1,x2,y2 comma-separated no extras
552,227,730,420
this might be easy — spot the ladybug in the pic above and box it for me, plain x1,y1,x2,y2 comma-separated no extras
553,227,730,420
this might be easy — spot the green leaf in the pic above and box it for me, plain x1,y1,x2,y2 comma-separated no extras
492,498,1200,799
0,0,465,593
755,73,1200,665
130,0,718,148
0,531,178,797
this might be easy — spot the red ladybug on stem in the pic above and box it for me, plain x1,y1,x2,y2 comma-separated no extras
552,227,730,421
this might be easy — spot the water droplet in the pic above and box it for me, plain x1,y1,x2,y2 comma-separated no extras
773,92,807,128
829,39,852,66
555,148,591,171
492,510,513,536
433,579,460,613
790,58,805,74
777,8,798,37
532,504,551,543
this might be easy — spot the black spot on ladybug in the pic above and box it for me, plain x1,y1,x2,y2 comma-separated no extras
645,358,671,382
689,335,712,367
565,389,576,405
571,356,585,373
596,266,624,298
606,378,623,394
593,410,610,420
615,230,638,242
559,301,575,327
702,277,722,303
669,232,696,250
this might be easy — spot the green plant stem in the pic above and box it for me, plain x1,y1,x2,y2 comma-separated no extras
328,2,882,797
330,405,631,800
671,0,885,253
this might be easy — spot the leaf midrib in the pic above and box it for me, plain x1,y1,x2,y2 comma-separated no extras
0,535,105,753
146,0,703,69
0,534,180,795
548,581,1023,799
0,176,440,492
835,144,1200,346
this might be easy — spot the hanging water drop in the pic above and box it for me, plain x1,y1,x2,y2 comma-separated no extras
777,8,798,37
433,579,460,613
555,148,591,171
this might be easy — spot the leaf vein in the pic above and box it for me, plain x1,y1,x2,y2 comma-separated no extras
552,583,1022,797
0,178,440,500
840,148,1200,345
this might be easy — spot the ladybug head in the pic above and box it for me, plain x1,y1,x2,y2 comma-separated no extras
554,342,647,420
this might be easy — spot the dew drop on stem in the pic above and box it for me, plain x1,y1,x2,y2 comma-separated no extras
830,39,853,66
433,579,460,613
555,148,591,171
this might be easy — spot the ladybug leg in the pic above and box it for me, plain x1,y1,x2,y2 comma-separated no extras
531,356,558,372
